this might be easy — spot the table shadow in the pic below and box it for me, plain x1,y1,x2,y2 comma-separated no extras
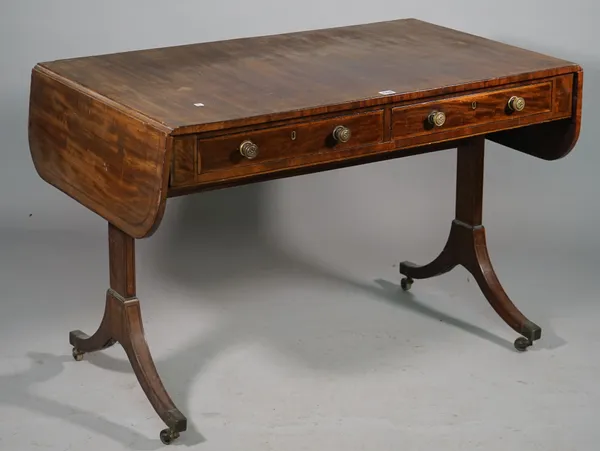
0,352,163,450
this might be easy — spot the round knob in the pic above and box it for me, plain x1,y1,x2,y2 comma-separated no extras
332,125,351,143
508,96,526,112
428,111,446,127
239,140,259,159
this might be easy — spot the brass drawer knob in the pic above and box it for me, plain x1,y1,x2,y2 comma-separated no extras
428,110,446,127
332,125,352,143
239,140,259,159
508,96,526,112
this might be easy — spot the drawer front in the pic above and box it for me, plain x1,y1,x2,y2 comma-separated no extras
392,81,553,140
197,110,384,178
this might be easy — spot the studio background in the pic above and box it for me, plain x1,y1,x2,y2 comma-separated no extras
1,1,598,450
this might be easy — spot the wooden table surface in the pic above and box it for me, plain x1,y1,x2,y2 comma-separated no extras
38,18,578,133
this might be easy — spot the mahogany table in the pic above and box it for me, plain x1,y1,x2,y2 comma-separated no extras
27,18,583,444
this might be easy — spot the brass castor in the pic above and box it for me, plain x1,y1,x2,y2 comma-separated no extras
513,337,532,352
160,428,180,445
400,277,413,291
72,348,84,361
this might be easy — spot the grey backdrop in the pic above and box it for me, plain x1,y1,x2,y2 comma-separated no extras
1,1,599,450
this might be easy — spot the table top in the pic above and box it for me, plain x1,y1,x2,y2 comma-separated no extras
37,18,578,133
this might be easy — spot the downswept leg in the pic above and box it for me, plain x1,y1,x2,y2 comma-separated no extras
70,223,187,444
399,137,541,351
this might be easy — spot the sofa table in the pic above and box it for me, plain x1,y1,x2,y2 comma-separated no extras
27,18,583,444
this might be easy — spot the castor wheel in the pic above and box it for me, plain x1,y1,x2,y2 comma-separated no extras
513,337,532,352
72,348,84,361
160,428,180,445
400,277,413,291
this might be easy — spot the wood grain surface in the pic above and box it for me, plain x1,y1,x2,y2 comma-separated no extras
28,18,583,236
169,74,577,192
36,18,579,133
400,137,543,349
197,110,384,177
28,66,172,238
391,81,553,140
488,69,583,160
69,224,187,436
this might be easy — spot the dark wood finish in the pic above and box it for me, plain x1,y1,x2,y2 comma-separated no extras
400,137,541,348
392,81,554,140
489,70,583,161
169,74,576,191
28,66,172,239
196,110,384,181
455,138,485,226
27,18,584,444
171,135,197,187
29,18,583,235
108,222,136,297
36,19,579,133
69,224,187,439
168,140,462,198
168,74,575,192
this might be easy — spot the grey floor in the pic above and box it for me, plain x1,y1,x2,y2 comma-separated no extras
1,167,599,451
